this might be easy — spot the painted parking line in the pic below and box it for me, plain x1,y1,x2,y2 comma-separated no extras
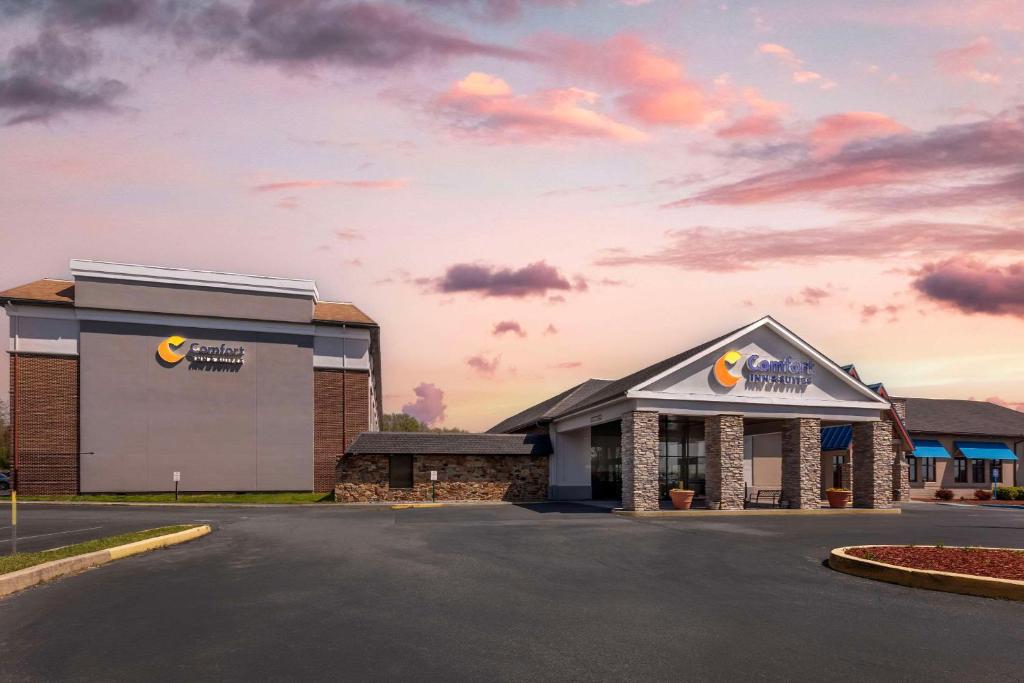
0,526,103,544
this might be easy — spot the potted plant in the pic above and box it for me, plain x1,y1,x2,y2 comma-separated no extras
669,488,695,510
825,487,851,508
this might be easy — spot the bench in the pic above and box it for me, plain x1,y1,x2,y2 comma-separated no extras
747,488,784,508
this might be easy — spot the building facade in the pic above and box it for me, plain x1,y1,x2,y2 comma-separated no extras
2,260,381,494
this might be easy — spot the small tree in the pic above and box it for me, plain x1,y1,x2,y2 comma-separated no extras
381,412,468,434
0,399,10,471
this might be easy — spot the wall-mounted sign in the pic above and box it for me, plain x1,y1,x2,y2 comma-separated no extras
712,350,814,389
156,336,246,368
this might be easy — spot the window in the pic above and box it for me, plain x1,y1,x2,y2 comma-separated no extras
907,456,917,482
920,458,936,482
389,454,414,488
953,458,967,483
971,459,986,484
832,455,844,489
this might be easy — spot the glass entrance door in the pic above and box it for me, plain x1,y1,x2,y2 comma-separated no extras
590,421,622,500
659,416,705,498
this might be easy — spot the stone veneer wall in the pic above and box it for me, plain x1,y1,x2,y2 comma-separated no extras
313,369,370,493
335,454,548,502
705,414,745,510
852,421,894,509
621,410,660,511
888,398,911,502
782,418,821,509
9,354,79,495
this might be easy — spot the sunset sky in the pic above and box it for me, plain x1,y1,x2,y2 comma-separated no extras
1,0,1023,431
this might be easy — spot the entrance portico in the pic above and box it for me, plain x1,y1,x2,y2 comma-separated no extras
502,316,899,511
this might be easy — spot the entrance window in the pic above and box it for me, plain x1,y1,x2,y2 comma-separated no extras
907,456,917,482
920,458,936,482
971,459,986,484
590,421,622,500
832,455,844,488
389,454,414,489
953,458,967,483
658,416,705,498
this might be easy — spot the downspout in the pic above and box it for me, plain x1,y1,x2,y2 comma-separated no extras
1014,437,1023,487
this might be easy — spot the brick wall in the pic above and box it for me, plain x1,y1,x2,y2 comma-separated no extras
314,369,370,493
335,454,548,503
9,354,79,495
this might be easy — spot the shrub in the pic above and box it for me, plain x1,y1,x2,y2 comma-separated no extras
826,487,851,493
995,486,1024,500
974,489,993,501
934,489,954,501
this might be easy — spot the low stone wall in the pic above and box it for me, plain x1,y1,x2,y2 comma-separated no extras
335,454,548,503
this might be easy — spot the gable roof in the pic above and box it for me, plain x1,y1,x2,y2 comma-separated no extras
346,432,552,456
313,301,377,326
903,398,1024,438
0,279,74,306
487,378,614,434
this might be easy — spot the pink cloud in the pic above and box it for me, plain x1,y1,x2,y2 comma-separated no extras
935,36,1002,85
467,354,501,376
549,361,582,369
423,260,582,298
335,228,365,240
860,304,904,323
785,286,831,306
543,323,558,335
595,221,1024,272
759,42,835,89
435,71,647,143
809,112,909,158
912,257,1024,318
492,320,527,337
254,179,409,192
401,383,447,425
985,396,1024,413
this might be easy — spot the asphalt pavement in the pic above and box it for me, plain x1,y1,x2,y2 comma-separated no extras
1,502,1022,682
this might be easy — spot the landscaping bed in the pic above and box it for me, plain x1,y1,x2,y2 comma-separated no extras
847,546,1024,581
18,492,333,504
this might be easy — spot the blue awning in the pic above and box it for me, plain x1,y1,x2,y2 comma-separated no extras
911,439,951,459
821,425,852,451
954,441,1019,461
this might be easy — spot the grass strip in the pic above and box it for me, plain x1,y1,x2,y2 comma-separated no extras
15,492,333,504
0,525,196,575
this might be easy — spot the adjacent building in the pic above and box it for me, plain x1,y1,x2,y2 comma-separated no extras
2,260,381,494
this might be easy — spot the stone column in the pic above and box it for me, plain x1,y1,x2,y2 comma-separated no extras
852,421,894,509
621,410,660,511
782,418,822,509
892,452,910,502
705,414,744,510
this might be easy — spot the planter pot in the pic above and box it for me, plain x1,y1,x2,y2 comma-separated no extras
826,490,852,509
669,489,695,510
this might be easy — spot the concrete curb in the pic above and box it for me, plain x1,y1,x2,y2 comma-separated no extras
828,545,1024,602
390,503,444,510
0,525,211,599
613,507,902,518
6,500,331,508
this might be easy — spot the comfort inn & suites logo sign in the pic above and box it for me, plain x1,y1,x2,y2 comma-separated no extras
712,350,814,389
156,335,246,368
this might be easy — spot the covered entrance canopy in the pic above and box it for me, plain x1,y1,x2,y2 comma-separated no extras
491,316,901,511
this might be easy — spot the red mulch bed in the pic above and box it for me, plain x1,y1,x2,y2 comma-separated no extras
848,546,1024,581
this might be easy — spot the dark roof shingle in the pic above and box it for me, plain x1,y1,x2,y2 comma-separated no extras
0,279,74,306
346,432,552,456
903,398,1024,438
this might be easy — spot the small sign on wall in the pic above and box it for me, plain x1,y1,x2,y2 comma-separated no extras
430,470,438,481
173,471,181,482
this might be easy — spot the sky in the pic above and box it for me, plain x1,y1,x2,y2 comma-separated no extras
1,0,1023,431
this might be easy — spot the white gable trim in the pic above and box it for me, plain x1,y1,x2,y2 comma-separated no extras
631,316,889,405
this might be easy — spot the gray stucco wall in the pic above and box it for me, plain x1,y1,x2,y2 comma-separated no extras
75,278,313,323
79,320,314,492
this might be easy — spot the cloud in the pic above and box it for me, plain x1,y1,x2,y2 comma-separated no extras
0,30,128,125
434,71,647,143
334,228,364,240
400,382,447,425
759,42,835,89
984,396,1024,412
785,286,830,306
492,320,526,337
537,33,785,135
405,0,577,22
673,108,1024,209
424,260,581,298
595,221,1024,272
860,303,903,322
911,257,1024,318
543,323,558,335
253,179,408,192
466,354,500,376
549,361,581,369
808,112,909,158
935,36,1002,85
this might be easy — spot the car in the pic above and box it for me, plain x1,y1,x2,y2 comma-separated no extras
0,472,9,491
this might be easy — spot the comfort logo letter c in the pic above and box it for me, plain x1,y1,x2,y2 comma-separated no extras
157,335,187,365
713,350,742,388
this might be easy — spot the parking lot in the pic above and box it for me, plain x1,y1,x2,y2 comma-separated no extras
1,501,1022,682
